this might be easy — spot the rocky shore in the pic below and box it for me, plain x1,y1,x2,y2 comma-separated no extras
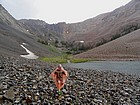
0,56,140,105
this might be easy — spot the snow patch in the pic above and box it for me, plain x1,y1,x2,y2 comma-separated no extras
22,43,27,45
20,44,39,59
80,41,84,43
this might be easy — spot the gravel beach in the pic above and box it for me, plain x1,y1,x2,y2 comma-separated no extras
0,56,140,105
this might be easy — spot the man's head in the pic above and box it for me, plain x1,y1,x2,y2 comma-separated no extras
58,64,63,70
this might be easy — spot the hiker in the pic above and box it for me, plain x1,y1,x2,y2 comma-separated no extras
50,64,68,92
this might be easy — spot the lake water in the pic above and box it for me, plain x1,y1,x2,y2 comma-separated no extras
65,61,140,76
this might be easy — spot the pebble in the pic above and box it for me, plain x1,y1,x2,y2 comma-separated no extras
0,56,140,104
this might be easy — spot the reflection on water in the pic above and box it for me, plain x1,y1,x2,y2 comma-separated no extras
65,61,140,76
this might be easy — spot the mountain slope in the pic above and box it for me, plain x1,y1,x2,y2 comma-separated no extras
0,4,28,33
0,4,57,57
69,0,140,60
19,19,65,43
62,0,140,48
74,29,140,60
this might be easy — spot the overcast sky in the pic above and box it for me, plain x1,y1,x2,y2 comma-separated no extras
0,0,131,24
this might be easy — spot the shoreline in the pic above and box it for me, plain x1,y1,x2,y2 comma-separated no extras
75,55,140,61
65,60,140,77
0,56,140,104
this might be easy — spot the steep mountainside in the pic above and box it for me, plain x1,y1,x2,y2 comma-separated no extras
73,0,140,59
0,4,28,33
0,4,57,57
62,0,140,48
19,19,65,43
